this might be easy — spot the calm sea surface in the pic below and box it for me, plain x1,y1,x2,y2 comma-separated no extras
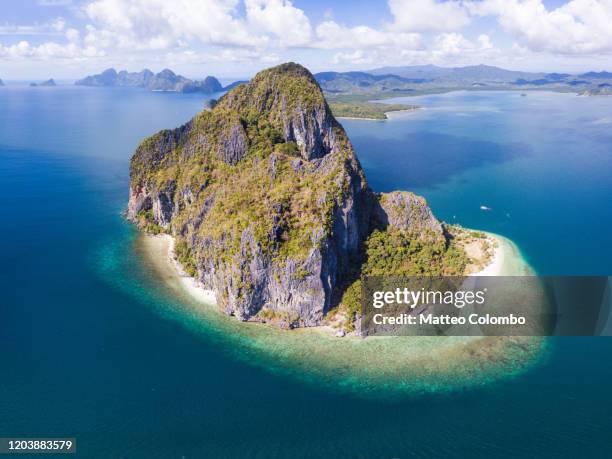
1,85,611,457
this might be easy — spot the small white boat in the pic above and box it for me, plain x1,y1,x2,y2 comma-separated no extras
480,205,492,211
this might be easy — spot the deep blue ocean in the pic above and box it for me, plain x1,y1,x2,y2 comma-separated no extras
1,85,611,458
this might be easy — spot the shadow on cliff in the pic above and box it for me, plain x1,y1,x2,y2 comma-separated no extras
350,131,531,191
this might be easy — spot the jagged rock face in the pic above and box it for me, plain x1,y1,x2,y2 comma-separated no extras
373,191,443,236
220,63,338,161
31,79,57,87
127,63,445,328
218,121,248,165
77,68,118,86
149,69,183,91
116,69,154,87
128,63,372,326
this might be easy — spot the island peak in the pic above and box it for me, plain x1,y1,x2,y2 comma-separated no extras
127,62,471,330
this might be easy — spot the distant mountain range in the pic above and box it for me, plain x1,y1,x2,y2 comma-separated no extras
580,71,612,79
314,64,612,96
75,68,230,94
8,64,612,97
366,64,538,82
315,71,428,94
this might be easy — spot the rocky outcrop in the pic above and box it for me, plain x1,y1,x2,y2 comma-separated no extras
30,78,56,87
181,76,223,94
77,68,118,86
373,191,442,236
218,121,248,165
76,68,223,94
127,62,452,328
223,80,249,91
117,69,154,87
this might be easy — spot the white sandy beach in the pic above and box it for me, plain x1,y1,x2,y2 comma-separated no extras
155,234,217,305
136,232,545,394
148,230,530,309
476,232,534,276
336,107,423,122
475,236,505,276
335,116,386,121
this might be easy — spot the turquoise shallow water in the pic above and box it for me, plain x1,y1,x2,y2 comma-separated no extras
346,90,612,275
1,86,611,457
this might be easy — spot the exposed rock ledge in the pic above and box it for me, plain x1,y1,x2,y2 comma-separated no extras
127,62,470,329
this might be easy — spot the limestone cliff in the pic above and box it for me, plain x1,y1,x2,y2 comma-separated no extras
128,63,465,328
76,68,223,94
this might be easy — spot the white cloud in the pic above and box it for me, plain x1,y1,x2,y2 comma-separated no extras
4,0,612,73
82,0,316,51
332,50,379,65
38,0,73,5
471,0,612,54
0,40,103,59
328,31,499,68
431,32,473,57
211,48,280,63
84,0,261,49
164,47,280,65
65,28,80,42
0,18,67,36
245,0,312,46
389,0,471,32
477,33,493,49
315,21,422,49
50,18,66,32
429,32,497,62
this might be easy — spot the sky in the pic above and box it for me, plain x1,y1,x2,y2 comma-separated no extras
1,0,612,80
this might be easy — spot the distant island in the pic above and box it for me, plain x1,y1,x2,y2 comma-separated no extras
125,62,547,388
30,78,57,87
579,83,612,96
127,62,498,331
312,64,612,118
327,99,419,120
75,68,236,94
0,79,4,87
315,64,612,95
77,64,612,121
223,80,249,91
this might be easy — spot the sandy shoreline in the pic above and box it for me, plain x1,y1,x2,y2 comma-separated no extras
135,231,545,394
472,232,532,276
149,230,527,308
336,116,385,121
336,107,423,121
163,235,217,304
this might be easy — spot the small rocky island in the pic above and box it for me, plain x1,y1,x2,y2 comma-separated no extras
127,63,480,330
30,78,57,87
76,68,225,94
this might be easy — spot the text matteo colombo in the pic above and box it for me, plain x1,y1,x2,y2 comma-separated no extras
370,287,526,327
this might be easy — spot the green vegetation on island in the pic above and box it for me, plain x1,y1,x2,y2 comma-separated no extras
127,62,483,331
315,65,612,101
336,224,470,331
124,61,546,393
328,100,419,120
